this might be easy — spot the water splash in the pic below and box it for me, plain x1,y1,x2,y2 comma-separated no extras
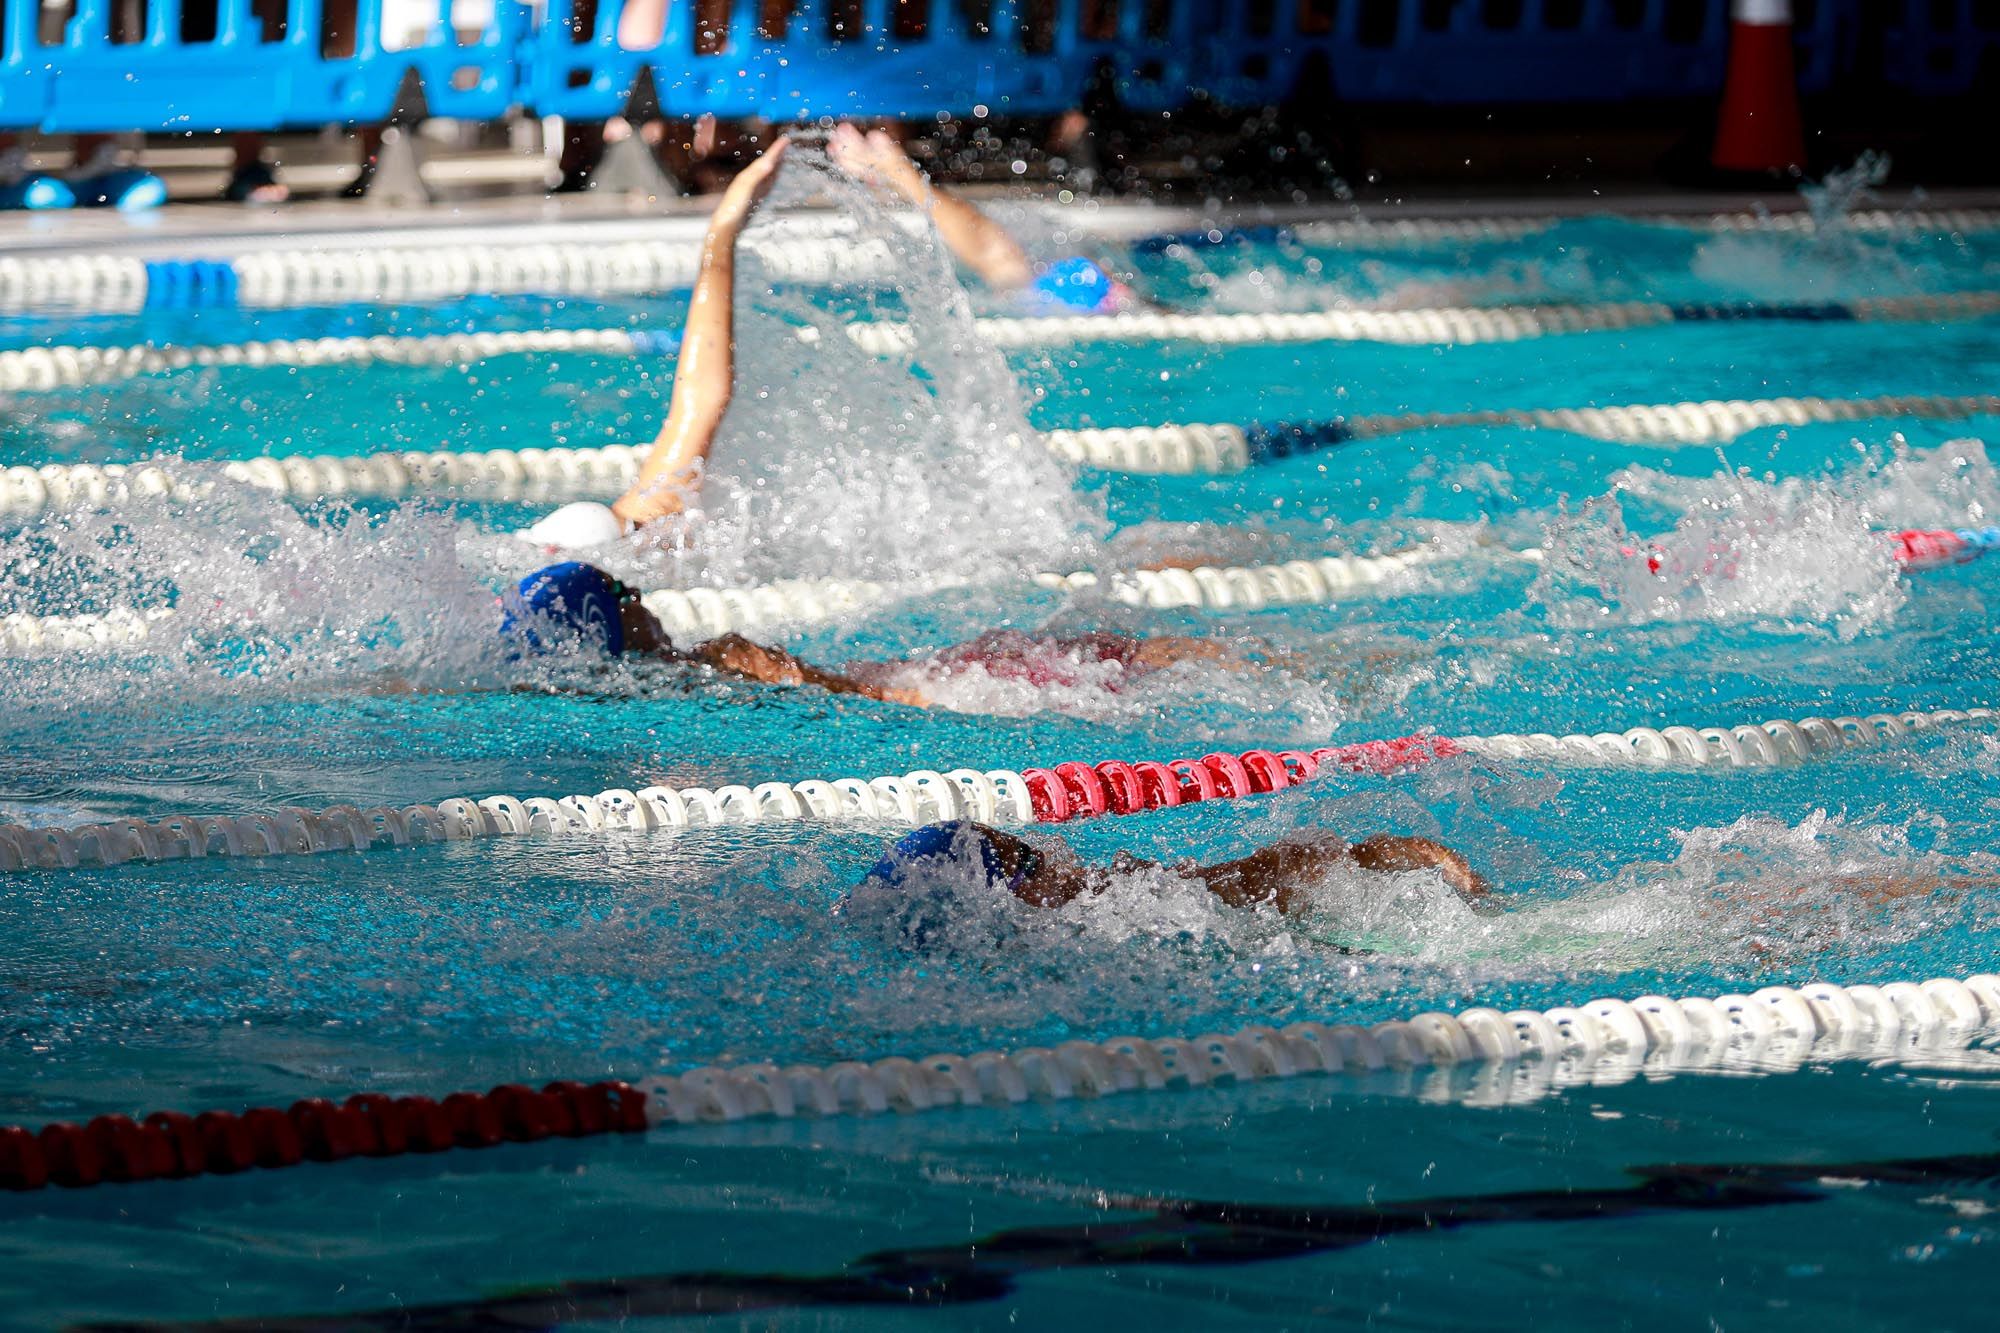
629,143,1105,589
1528,460,1908,637
0,476,503,704
1801,150,1894,231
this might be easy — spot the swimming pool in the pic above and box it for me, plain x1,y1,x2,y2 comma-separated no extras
3,176,2000,1329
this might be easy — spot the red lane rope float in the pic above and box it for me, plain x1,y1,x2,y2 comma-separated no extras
1616,527,2000,578
1021,733,1462,822
0,1080,647,1191
1890,527,2000,569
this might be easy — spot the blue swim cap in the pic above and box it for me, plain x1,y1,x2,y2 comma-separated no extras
1028,256,1121,314
846,821,1033,953
500,562,626,658
859,821,1020,894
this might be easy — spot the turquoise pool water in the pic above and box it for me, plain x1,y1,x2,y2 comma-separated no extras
3,194,2000,1328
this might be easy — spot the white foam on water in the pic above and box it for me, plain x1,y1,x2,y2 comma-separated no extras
0,476,510,703
1082,805,1981,973
1850,435,2000,529
1412,809,1994,971
1529,457,1913,637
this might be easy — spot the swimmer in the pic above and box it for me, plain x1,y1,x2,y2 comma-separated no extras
826,122,1144,315
854,819,1490,917
595,130,1146,531
504,561,1281,708
854,822,1984,946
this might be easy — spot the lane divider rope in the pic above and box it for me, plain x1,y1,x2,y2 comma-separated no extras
1157,207,2000,252
10,388,1996,517
0,549,1443,655
0,327,669,391
3,205,1988,315
842,291,2000,352
3,707,1990,874
0,237,893,314
7,527,1989,657
4,973,1993,1191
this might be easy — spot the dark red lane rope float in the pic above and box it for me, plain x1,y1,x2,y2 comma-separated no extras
0,1081,647,1192
1020,733,1460,822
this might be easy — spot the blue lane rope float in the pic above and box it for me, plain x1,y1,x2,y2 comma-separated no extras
139,259,239,311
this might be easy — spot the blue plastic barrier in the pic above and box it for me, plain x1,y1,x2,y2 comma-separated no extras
1183,0,1845,108
1877,0,2000,97
1,0,523,131
0,0,1963,139
524,0,1099,124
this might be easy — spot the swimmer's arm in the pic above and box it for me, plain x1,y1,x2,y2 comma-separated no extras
1188,837,1359,916
686,633,928,706
1759,873,1988,905
1127,636,1241,671
613,139,788,528
830,125,1032,291
1192,835,1492,917
922,183,1035,291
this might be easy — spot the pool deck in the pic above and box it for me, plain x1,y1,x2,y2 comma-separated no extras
5,182,2000,261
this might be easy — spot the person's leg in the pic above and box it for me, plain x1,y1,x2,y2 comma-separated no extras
556,120,609,192
341,124,386,198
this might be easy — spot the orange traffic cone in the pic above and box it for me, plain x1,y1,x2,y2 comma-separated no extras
1711,0,1806,174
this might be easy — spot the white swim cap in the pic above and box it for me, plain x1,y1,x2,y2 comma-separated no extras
520,501,629,551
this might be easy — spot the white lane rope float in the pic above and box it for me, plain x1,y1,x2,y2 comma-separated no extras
14,301,1998,396
842,291,2000,352
2,704,1990,873
7,391,1996,519
636,973,2000,1125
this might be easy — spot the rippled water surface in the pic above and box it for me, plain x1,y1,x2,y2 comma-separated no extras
2,186,1999,1330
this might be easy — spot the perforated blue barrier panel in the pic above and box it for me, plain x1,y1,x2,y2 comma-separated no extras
524,0,1096,124
1184,0,1844,107
1879,0,2000,96
0,1,1967,137
2,0,523,131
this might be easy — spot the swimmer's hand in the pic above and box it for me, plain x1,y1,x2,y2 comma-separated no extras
610,482,687,529
709,135,789,234
828,124,928,202
689,632,809,685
